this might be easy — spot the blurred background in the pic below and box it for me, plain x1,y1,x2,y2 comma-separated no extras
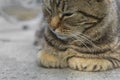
0,0,43,46
0,0,120,80
0,0,42,25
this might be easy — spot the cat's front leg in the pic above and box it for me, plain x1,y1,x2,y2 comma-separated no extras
68,57,114,72
37,50,67,68
66,49,120,72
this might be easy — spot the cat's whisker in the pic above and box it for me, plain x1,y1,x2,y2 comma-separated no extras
79,34,101,49
74,32,101,50
71,34,92,52
71,32,102,53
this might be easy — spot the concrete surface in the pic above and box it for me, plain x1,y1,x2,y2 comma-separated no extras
0,16,120,80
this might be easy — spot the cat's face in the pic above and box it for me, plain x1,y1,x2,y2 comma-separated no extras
43,0,110,39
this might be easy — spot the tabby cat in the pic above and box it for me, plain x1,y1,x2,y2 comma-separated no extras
36,0,120,72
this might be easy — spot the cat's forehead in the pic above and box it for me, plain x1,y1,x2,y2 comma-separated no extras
43,0,107,4
43,0,109,17
43,0,108,9
67,0,107,8
43,0,108,7
66,0,108,17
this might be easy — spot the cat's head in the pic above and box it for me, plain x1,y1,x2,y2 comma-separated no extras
42,0,116,40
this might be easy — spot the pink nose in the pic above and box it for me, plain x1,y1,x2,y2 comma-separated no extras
50,16,60,29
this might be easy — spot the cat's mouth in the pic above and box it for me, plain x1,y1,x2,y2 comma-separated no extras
49,27,71,40
54,31,70,40
55,34,69,40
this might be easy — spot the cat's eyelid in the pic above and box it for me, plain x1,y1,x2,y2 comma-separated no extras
63,13,74,17
61,12,77,19
61,13,75,19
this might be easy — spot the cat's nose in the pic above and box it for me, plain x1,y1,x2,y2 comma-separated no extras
50,16,60,30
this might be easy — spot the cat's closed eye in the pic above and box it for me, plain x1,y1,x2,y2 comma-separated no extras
61,13,75,19
62,13,73,17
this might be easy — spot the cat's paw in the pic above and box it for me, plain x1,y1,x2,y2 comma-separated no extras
37,51,67,68
68,57,114,72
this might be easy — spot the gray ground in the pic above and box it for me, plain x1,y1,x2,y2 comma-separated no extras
0,15,120,80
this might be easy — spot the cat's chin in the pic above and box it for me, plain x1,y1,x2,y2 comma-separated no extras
55,32,71,40
56,34,69,40
49,27,70,40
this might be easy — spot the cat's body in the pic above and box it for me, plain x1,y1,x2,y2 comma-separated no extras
36,0,120,72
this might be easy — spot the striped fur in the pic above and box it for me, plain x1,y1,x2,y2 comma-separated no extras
37,0,120,72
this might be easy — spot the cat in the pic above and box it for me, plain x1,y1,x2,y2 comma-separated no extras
36,0,120,72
